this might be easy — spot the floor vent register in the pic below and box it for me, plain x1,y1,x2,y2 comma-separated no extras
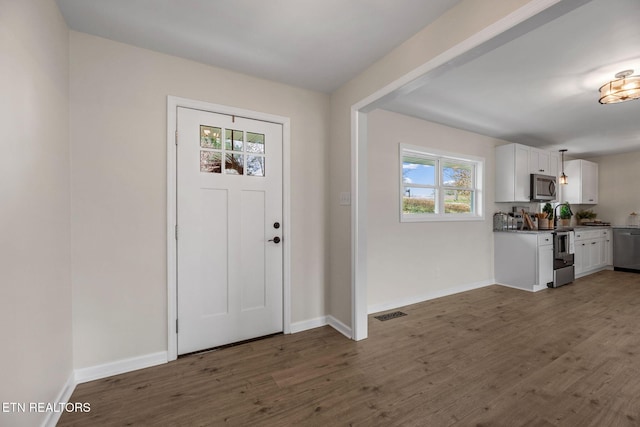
374,311,407,321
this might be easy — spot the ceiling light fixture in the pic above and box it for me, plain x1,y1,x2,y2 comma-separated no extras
559,149,568,185
599,70,640,104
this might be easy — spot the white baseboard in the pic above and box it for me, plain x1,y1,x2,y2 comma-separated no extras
42,371,76,427
74,351,168,384
495,281,537,292
326,315,352,338
368,279,494,315
290,315,352,339
576,265,611,279
290,316,328,333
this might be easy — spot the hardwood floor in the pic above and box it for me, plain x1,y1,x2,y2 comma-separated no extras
59,270,640,426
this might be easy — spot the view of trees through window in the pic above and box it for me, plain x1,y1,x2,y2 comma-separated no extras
200,125,266,177
401,151,476,216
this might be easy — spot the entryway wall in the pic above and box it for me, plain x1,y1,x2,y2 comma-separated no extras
70,30,331,370
2,2,73,427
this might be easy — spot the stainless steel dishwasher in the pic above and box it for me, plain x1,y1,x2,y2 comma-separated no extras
613,228,640,272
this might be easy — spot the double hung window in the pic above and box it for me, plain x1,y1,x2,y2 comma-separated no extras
400,144,483,222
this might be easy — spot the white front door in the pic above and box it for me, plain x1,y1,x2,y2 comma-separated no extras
177,107,283,355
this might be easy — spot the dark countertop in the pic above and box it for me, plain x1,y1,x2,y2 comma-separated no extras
495,225,613,234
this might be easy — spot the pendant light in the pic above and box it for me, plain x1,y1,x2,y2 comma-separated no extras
559,149,568,185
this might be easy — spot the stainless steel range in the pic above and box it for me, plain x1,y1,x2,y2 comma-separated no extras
550,230,575,288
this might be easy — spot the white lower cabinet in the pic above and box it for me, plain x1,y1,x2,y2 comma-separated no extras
538,242,554,288
604,231,613,266
574,239,586,274
495,232,553,292
574,228,611,277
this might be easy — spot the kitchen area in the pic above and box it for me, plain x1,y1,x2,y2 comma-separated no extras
371,0,640,295
493,142,640,292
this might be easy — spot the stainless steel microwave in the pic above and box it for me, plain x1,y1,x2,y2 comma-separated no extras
530,174,556,201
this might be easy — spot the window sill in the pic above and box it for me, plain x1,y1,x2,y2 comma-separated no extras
401,214,485,223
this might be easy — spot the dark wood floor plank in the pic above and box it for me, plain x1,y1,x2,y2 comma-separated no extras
58,270,640,426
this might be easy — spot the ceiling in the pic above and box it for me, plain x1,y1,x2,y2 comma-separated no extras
382,0,640,158
55,0,461,93
56,0,639,158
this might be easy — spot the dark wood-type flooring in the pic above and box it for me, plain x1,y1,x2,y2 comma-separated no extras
59,270,640,426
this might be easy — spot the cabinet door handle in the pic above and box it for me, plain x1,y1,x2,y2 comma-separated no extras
591,242,596,245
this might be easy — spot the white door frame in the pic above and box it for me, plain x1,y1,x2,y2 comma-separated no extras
167,96,291,361
349,0,581,341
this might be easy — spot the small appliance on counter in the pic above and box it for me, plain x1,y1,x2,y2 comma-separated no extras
493,212,517,231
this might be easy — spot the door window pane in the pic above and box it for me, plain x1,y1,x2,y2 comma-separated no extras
246,132,265,154
200,126,222,149
200,151,222,173
225,129,244,152
225,154,244,175
246,156,265,176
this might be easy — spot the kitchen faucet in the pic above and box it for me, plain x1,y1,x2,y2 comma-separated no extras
554,203,562,229
554,203,572,229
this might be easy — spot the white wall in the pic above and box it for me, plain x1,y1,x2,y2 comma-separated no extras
69,31,330,369
328,0,539,327
0,1,72,426
592,151,640,225
367,109,499,310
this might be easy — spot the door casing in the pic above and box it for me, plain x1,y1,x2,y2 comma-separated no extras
167,96,292,361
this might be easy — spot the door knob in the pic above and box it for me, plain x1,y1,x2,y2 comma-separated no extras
268,236,281,244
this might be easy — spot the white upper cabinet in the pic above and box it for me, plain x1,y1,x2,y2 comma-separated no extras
495,143,559,202
529,148,551,175
561,159,598,204
495,143,530,202
549,151,559,179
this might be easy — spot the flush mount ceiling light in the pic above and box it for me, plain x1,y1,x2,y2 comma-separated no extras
559,149,568,185
599,69,640,104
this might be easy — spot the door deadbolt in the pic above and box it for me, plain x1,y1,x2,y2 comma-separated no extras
273,222,280,229
268,236,281,244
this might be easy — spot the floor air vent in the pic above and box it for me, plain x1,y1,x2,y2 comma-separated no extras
374,311,407,321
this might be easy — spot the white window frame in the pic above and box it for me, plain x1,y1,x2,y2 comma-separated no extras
399,144,484,222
